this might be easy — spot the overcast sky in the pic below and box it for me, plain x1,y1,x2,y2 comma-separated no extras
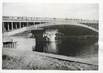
3,3,99,20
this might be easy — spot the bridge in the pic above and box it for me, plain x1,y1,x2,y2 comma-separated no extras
2,16,98,51
2,16,98,36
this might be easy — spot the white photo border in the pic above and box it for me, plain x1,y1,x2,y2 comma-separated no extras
0,0,103,73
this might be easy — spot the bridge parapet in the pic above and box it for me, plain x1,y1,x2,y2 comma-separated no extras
3,16,54,22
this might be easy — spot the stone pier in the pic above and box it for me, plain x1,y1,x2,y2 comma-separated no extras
43,29,58,42
31,29,58,52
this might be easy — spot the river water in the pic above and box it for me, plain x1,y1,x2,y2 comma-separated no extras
33,35,98,58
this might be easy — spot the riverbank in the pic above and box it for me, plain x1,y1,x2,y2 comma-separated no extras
2,49,98,70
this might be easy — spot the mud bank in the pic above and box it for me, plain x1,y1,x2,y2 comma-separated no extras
2,49,98,70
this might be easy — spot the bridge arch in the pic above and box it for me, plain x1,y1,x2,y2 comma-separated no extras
37,23,98,33
3,22,98,36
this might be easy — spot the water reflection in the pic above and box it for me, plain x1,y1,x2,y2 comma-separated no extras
45,41,58,53
34,35,98,58
34,40,58,54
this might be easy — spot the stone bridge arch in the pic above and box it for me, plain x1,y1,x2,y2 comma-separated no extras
37,23,98,33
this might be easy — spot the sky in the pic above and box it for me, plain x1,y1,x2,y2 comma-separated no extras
3,3,99,20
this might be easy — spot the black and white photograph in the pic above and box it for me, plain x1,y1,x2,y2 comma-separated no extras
1,1,100,71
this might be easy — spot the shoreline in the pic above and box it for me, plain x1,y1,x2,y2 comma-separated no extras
2,49,98,70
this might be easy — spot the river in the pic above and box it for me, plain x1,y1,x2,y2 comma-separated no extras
33,35,98,58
